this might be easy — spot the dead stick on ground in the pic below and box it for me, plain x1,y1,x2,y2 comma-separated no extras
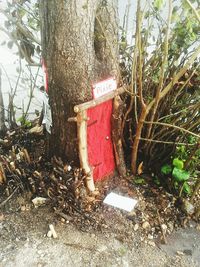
191,178,200,203
55,210,73,221
157,210,167,244
0,186,19,208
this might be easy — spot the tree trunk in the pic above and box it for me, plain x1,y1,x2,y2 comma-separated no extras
0,67,6,136
39,0,118,163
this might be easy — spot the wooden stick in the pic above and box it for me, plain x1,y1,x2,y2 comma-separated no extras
157,210,167,244
77,111,95,192
0,162,6,184
67,117,77,122
112,96,126,177
0,186,19,208
74,86,125,113
191,178,200,203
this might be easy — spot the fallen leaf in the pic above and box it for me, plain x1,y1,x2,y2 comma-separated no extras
137,162,143,175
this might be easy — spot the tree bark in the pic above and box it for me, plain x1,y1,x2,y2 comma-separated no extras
39,0,118,163
0,67,6,136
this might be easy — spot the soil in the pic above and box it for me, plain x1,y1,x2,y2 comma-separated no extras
0,194,199,267
0,128,199,267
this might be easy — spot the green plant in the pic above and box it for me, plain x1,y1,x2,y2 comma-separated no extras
17,116,32,127
161,157,191,196
161,135,200,196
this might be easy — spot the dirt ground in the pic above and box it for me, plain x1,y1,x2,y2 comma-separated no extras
0,195,199,267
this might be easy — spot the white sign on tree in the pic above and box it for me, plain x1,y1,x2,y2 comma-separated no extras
93,77,117,99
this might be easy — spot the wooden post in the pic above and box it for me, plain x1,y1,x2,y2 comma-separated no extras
112,95,126,177
77,111,95,192
74,86,125,113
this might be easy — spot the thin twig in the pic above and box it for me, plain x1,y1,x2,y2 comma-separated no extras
139,137,196,146
157,210,167,244
0,8,40,44
0,186,19,208
145,0,172,140
185,0,200,22
143,121,200,139
24,65,40,119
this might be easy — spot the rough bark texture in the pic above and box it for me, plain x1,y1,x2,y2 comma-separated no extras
0,67,6,136
40,0,118,163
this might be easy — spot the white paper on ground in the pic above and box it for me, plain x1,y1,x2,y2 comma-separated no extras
103,192,137,212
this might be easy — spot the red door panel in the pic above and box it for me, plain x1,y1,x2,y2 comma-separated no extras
87,100,115,181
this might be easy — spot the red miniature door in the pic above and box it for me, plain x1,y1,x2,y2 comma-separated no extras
87,100,115,181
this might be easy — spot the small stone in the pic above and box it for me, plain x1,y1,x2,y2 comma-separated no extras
142,221,150,229
32,197,47,208
183,249,192,256
147,234,154,240
161,224,168,234
60,218,65,223
129,211,136,216
21,206,26,212
167,222,174,232
91,233,95,238
181,200,194,215
67,165,72,171
148,241,156,247
134,224,139,231
0,213,4,221
139,201,146,211
176,251,184,256
16,237,20,242
161,224,167,230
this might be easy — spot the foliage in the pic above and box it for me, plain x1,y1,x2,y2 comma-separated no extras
0,1,42,130
161,157,191,195
120,0,200,177
17,115,32,127
160,137,200,196
0,0,41,64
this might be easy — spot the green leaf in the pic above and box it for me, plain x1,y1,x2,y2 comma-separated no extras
161,164,172,175
153,0,165,10
183,182,191,195
188,135,197,144
17,116,32,127
174,181,179,189
153,177,160,186
172,167,190,182
134,178,145,184
173,158,184,169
